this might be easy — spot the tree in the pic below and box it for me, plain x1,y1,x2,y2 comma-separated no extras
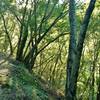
66,0,96,99
0,0,68,71
0,0,99,99
15,0,68,71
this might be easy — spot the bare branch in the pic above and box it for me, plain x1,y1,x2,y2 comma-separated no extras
1,14,13,55
37,32,69,55
37,10,68,44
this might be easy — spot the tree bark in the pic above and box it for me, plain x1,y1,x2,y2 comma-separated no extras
97,81,100,100
65,0,77,99
66,0,96,99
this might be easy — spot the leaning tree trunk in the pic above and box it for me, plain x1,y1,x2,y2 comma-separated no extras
66,0,96,100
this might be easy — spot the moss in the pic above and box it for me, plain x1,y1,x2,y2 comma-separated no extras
0,61,49,100
0,55,63,100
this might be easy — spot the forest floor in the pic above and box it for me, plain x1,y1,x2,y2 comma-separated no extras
0,53,64,100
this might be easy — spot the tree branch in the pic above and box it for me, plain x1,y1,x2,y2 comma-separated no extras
37,32,69,55
1,14,13,55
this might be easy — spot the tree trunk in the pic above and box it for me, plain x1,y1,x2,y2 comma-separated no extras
97,81,100,100
66,0,96,99
97,65,100,100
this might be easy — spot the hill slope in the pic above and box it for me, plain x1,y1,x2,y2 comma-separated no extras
0,53,64,100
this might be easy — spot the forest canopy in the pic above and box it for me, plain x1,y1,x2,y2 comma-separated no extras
0,0,99,100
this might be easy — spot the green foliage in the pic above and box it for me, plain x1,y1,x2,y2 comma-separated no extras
0,0,99,99
0,59,49,100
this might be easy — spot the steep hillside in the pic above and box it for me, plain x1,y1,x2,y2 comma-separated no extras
0,53,64,100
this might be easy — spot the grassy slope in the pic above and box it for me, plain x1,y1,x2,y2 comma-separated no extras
0,53,64,100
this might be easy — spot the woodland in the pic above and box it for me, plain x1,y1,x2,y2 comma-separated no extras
0,0,99,100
